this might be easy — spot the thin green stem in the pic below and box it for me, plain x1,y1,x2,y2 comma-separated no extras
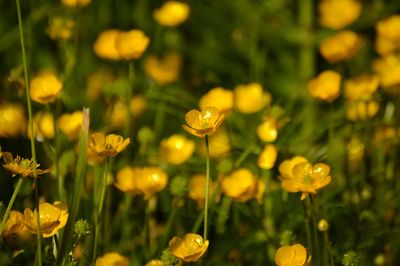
308,197,320,266
124,62,134,138
324,231,334,266
158,208,177,255
0,178,24,235
204,135,210,241
302,200,313,256
16,0,41,264
143,200,151,260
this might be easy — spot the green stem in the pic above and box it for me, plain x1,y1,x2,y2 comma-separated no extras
302,200,313,256
124,62,134,138
16,0,41,264
203,135,210,241
0,178,24,235
158,208,177,255
234,144,254,168
307,197,320,266
324,231,334,266
144,200,151,260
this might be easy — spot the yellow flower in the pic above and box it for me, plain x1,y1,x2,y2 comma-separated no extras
115,30,150,60
114,167,140,196
169,233,209,262
188,174,215,208
183,106,225,138
0,103,26,137
23,202,68,238
144,53,182,85
375,15,400,55
221,168,257,202
58,111,83,141
61,0,91,7
107,101,128,129
88,132,130,157
373,55,400,88
346,100,379,121
130,95,147,117
2,152,50,178
234,83,271,114
29,112,55,140
153,1,190,27
318,0,361,30
274,244,311,266
307,70,341,102
320,31,360,63
198,126,231,158
1,210,32,249
257,116,278,142
258,144,278,170
30,72,63,104
199,87,234,114
46,17,75,40
160,134,195,165
93,29,122,60
344,74,380,101
279,157,331,200
95,252,129,266
145,260,164,266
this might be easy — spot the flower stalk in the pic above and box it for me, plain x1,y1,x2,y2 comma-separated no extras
0,177,24,235
204,135,210,241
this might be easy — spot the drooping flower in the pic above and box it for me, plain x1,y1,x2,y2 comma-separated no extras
221,168,257,202
169,233,209,262
88,132,130,157
318,0,361,30
115,30,150,60
375,15,400,56
199,87,234,114
95,252,129,266
61,0,91,8
93,29,122,60
258,144,278,170
0,103,26,137
188,174,215,208
274,244,311,266
58,111,83,141
2,152,50,178
257,116,278,142
23,202,68,238
183,106,224,138
160,134,195,165
153,1,190,27
1,210,32,249
144,53,181,85
320,31,360,63
234,83,271,114
307,70,341,102
279,157,331,200
30,72,63,104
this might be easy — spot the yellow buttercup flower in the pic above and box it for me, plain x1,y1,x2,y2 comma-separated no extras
0,103,26,137
58,111,83,141
114,167,140,196
61,0,91,8
115,30,150,60
183,106,225,138
375,15,400,55
23,202,68,238
373,55,400,88
199,87,234,114
320,31,360,63
29,112,55,140
221,168,257,202
279,157,331,200
258,144,278,170
344,74,379,101
93,29,122,60
46,17,75,40
307,70,341,102
2,152,50,178
160,134,195,165
198,126,231,158
153,1,190,27
188,174,215,208
107,101,128,129
234,83,271,114
169,233,209,262
95,252,129,266
346,100,379,121
130,95,147,117
1,210,32,249
144,53,182,85
88,132,130,157
145,260,164,266
257,116,278,142
274,244,311,266
30,72,63,104
318,0,361,30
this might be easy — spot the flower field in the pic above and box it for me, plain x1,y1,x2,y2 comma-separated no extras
0,0,400,265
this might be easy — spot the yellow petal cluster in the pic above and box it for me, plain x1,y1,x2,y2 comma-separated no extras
346,101,379,121
183,106,224,138
258,144,278,170
320,31,360,63
279,157,331,200
145,53,182,85
169,233,209,262
23,202,68,238
29,112,55,140
0,103,26,137
344,74,379,101
199,87,234,114
115,167,168,199
274,244,311,266
373,55,400,89
307,70,341,102
318,0,361,30
160,134,195,165
2,152,50,178
234,83,271,114
107,101,128,129
93,29,122,60
197,126,231,158
257,116,278,142
30,72,63,104
46,17,75,40
153,1,190,27
88,132,130,157
188,174,215,208
58,111,83,141
130,95,147,117
221,168,262,202
95,252,129,266
375,15,400,56
1,210,32,249
61,0,91,8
